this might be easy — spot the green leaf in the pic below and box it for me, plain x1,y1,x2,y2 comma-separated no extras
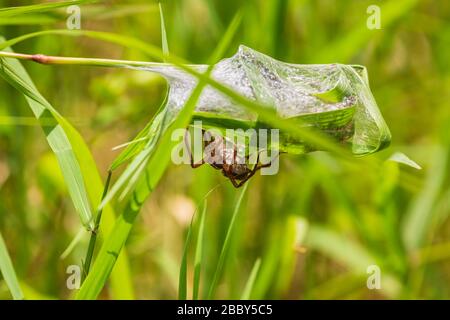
193,200,207,300
241,258,261,300
0,39,134,299
0,14,58,26
312,83,346,104
208,183,248,299
178,215,194,300
159,2,169,60
0,29,361,160
388,152,422,170
77,44,205,301
0,44,94,230
0,233,24,300
0,0,95,19
402,147,449,251
76,13,242,299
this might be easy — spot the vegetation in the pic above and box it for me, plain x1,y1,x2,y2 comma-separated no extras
0,0,449,300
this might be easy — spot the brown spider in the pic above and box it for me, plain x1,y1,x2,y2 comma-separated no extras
184,129,278,188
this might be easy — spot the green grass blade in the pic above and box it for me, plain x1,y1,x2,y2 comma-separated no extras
0,233,24,300
57,110,135,299
0,44,94,230
109,91,168,171
74,202,140,300
402,147,449,251
77,76,207,299
76,13,242,299
0,28,359,161
193,200,207,300
208,183,248,299
60,227,85,260
0,0,95,19
178,216,194,300
103,11,242,206
0,40,134,299
159,3,169,61
241,258,261,300
388,152,422,170
0,14,58,26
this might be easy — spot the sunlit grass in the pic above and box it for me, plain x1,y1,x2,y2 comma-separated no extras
0,0,449,301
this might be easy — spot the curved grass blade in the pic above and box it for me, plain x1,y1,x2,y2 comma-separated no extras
0,40,134,299
75,13,242,299
109,93,168,171
0,29,357,161
0,233,24,300
402,147,449,251
0,0,95,19
388,152,422,170
178,215,194,300
193,200,207,300
241,258,261,300
0,14,58,26
159,2,169,60
208,183,248,299
178,199,207,300
77,70,207,300
0,44,94,230
2,30,420,188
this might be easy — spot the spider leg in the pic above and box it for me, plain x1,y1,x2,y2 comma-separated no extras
228,158,262,188
233,150,280,187
229,176,242,188
254,150,283,170
222,169,242,188
185,128,204,168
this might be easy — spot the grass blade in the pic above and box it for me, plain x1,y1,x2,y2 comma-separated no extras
241,258,261,300
402,147,449,251
193,200,207,300
76,13,242,299
178,216,194,300
77,77,206,299
159,2,169,60
208,183,248,299
0,43,94,230
388,152,422,170
0,40,134,299
0,0,95,19
0,233,24,300
0,28,359,161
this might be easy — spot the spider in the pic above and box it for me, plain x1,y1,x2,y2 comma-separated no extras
184,129,278,188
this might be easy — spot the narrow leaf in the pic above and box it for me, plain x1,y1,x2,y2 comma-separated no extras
388,152,422,170
159,2,169,60
193,200,207,300
0,233,24,300
208,183,248,299
241,258,261,300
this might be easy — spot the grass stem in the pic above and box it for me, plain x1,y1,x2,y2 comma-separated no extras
82,171,112,280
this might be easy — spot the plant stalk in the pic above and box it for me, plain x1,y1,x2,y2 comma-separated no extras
82,170,112,280
0,50,167,69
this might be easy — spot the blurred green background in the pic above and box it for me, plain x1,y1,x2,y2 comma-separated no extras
0,0,449,299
